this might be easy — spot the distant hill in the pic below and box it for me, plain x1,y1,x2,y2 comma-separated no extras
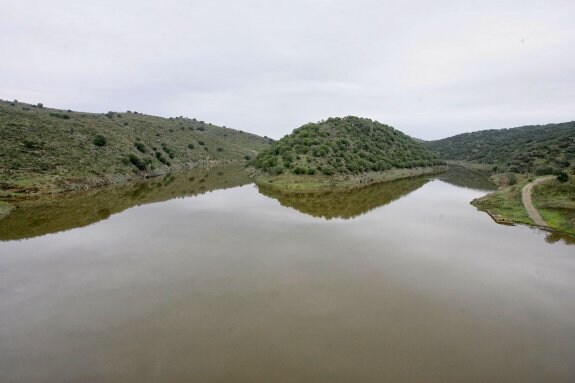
424,122,575,175
252,116,443,177
0,99,272,195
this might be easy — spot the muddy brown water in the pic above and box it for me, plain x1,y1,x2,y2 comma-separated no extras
1,166,574,382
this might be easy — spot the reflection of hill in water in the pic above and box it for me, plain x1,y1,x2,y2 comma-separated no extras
258,177,429,220
437,165,496,191
0,164,251,241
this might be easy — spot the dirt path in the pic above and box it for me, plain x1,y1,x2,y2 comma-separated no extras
521,176,554,227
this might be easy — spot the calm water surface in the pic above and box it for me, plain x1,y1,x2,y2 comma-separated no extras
1,167,574,382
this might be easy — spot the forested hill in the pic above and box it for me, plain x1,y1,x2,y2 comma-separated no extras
252,116,443,176
424,122,575,174
0,99,272,195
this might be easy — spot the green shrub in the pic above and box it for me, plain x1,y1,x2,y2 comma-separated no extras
93,135,107,147
293,166,307,175
269,166,284,175
134,142,146,153
188,143,195,150
320,165,335,175
128,154,147,171
216,147,224,152
557,171,569,182
155,151,170,165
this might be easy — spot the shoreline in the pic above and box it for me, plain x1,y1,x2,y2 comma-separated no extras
0,160,246,220
471,174,575,237
250,166,447,193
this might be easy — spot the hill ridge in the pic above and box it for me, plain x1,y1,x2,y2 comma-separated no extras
0,99,272,195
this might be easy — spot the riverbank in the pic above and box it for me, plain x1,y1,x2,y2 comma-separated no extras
250,166,447,192
0,160,245,221
472,174,575,236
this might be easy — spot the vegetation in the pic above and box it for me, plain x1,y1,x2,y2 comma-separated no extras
471,174,533,226
427,122,575,237
424,121,575,175
472,173,575,236
532,176,575,235
251,116,444,190
0,99,271,197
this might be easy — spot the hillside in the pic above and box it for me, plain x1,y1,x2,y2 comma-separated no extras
0,99,272,196
250,116,444,190
424,122,575,175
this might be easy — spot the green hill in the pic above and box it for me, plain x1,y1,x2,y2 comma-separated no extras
0,99,272,196
424,122,575,175
250,116,444,190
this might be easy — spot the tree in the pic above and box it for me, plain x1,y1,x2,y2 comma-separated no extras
93,135,107,147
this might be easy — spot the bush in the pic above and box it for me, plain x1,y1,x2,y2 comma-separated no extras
269,166,284,175
320,165,335,175
49,112,70,119
128,154,147,171
155,151,170,165
557,171,569,182
188,143,195,150
162,145,175,159
507,173,517,185
134,142,146,153
293,166,307,175
37,103,43,108
198,141,205,146
216,147,224,152
244,155,251,160
93,135,107,147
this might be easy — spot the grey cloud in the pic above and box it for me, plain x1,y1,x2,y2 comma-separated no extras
1,0,573,140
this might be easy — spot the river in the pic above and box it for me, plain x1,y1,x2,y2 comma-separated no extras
1,165,574,382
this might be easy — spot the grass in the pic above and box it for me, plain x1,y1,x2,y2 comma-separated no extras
472,174,575,235
471,175,533,225
532,177,575,235
0,99,272,196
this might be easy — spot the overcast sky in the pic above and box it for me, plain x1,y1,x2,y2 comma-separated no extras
1,0,574,140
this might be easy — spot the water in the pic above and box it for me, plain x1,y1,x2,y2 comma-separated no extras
1,166,574,382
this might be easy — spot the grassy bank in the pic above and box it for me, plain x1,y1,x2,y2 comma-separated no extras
532,178,575,235
252,166,446,192
472,174,575,235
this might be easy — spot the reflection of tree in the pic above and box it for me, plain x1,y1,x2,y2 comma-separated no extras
0,164,250,241
258,177,429,220
437,165,495,191
544,231,575,246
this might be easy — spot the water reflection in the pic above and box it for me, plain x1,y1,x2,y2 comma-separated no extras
0,164,250,241
257,176,430,220
436,165,496,191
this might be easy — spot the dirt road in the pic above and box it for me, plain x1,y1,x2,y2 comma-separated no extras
521,176,553,227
